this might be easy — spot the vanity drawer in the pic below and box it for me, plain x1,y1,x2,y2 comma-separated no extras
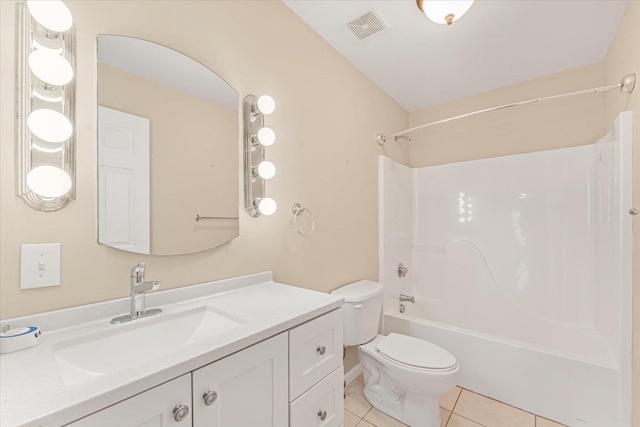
289,308,343,400
290,365,344,427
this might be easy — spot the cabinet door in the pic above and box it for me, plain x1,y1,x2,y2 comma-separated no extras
67,374,192,427
192,332,288,427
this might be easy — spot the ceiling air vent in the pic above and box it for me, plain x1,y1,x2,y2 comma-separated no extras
347,10,388,40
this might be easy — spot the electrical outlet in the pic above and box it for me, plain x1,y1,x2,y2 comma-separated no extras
20,243,61,289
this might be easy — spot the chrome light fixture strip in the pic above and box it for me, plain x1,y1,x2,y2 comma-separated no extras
243,95,265,217
15,2,76,211
243,94,277,217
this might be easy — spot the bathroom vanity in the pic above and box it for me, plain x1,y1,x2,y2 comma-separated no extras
0,273,344,427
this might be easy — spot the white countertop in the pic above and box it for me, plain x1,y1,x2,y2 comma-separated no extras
0,272,344,427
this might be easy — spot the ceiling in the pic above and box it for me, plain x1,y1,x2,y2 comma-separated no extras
283,0,629,112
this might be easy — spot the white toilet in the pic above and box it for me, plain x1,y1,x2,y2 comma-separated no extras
332,280,459,427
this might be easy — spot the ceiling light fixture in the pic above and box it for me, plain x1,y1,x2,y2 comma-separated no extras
416,0,474,26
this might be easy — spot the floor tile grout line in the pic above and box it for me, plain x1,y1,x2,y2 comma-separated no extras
363,406,374,422
452,412,491,427
345,408,361,418
443,408,451,427
449,386,464,414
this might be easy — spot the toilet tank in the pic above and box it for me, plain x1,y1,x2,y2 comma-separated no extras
331,280,383,346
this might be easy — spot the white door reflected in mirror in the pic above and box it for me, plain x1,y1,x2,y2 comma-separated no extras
97,106,150,255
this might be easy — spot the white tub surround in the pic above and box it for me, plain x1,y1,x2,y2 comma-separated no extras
0,272,344,427
379,112,633,427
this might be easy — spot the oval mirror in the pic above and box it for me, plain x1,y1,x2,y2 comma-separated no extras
96,35,239,255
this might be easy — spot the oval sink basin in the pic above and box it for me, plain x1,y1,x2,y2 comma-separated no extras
53,307,244,385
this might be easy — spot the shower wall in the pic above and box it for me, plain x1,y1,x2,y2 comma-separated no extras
379,112,633,425
412,146,611,352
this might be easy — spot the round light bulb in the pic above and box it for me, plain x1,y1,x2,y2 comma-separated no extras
419,0,474,25
256,127,276,146
27,165,71,198
256,95,276,115
27,109,73,143
29,48,73,86
258,198,277,216
27,0,73,33
257,161,276,180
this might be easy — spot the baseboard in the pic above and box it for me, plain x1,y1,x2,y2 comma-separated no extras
344,363,363,386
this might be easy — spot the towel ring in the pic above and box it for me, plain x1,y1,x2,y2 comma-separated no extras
292,203,315,236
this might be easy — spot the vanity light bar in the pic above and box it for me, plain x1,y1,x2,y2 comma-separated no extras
243,94,277,217
16,0,76,211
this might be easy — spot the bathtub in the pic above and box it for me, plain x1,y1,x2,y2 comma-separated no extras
378,113,633,427
383,298,620,427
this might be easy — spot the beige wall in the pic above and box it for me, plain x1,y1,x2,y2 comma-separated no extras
98,63,239,255
0,1,409,319
603,3,640,426
408,62,606,167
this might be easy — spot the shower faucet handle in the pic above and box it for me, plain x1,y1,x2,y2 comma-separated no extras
397,262,408,278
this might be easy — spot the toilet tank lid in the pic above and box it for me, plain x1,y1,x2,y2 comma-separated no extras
331,280,383,303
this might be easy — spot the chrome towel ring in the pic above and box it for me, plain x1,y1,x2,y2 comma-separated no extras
292,203,315,236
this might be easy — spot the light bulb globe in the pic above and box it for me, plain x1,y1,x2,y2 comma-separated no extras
256,95,276,115
27,165,71,198
27,0,73,33
258,198,277,216
419,0,474,25
257,127,276,146
29,48,73,86
27,109,73,143
257,161,276,180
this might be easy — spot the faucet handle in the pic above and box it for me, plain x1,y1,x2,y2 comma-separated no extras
131,261,150,277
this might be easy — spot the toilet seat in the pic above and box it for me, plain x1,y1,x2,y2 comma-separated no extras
375,333,457,370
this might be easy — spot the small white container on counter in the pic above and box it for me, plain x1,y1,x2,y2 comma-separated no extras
0,325,42,354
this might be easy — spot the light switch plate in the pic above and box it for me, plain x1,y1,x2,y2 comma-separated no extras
20,243,61,289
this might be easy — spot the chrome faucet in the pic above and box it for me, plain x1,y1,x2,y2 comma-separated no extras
399,294,415,303
111,262,162,324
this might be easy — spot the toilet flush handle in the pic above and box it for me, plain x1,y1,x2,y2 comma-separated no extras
353,304,362,309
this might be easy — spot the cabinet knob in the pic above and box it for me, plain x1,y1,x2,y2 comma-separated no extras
203,390,218,406
316,345,326,356
173,404,189,422
318,410,327,420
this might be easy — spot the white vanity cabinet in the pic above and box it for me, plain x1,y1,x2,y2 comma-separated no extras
67,374,193,427
192,332,289,427
63,309,343,427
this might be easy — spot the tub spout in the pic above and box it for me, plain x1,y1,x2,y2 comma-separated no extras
399,294,415,303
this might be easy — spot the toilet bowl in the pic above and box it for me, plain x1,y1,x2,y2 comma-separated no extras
331,281,459,427
359,334,459,427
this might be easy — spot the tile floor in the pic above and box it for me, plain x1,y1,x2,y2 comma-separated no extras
344,375,567,427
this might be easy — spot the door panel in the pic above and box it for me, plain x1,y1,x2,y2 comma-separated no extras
192,333,288,427
66,374,191,427
98,106,150,254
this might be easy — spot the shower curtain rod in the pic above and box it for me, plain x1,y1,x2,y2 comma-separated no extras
376,73,636,145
